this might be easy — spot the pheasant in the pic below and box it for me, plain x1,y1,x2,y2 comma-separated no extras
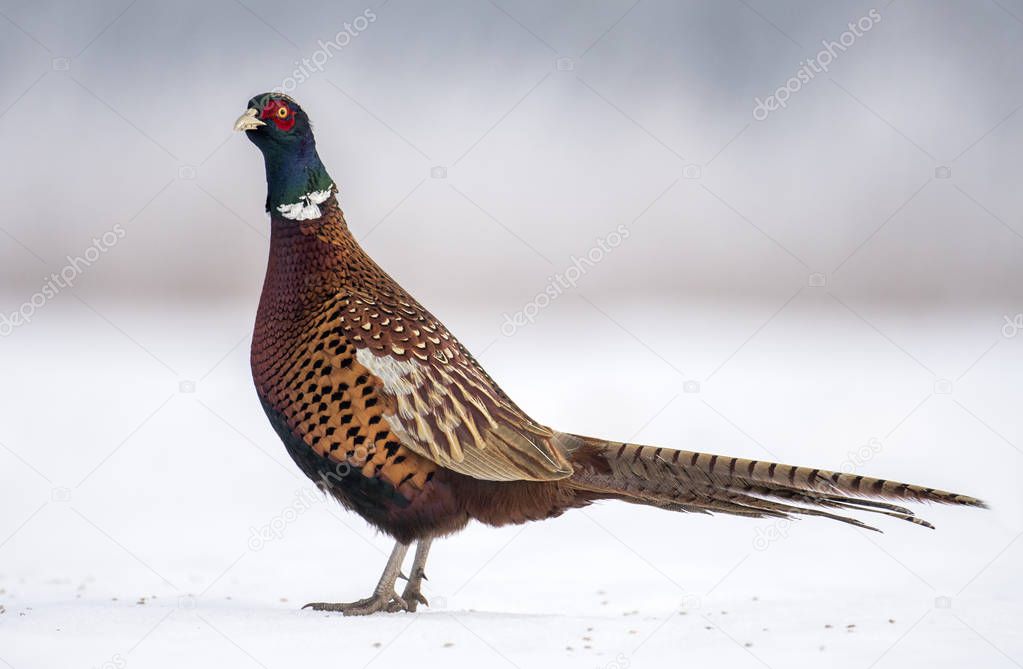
235,93,985,616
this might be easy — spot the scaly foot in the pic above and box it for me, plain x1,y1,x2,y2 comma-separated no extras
303,591,408,616
400,538,434,613
400,581,428,612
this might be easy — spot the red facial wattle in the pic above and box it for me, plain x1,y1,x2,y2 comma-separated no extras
261,99,296,132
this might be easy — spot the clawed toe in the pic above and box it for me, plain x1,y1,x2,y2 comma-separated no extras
303,592,408,616
401,587,428,612
301,540,434,616
302,601,344,612
385,595,410,613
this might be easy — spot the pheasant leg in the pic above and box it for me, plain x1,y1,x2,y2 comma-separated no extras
303,541,410,615
400,538,433,612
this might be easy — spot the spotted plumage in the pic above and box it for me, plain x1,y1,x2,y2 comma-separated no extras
236,93,986,616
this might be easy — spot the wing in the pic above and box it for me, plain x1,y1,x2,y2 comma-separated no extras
335,287,573,482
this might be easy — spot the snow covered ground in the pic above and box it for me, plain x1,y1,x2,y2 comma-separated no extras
1,298,1020,668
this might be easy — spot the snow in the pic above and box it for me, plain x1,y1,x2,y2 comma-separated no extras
1,299,1020,668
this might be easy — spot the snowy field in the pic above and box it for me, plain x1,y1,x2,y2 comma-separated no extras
1,0,1021,666
1,299,1021,668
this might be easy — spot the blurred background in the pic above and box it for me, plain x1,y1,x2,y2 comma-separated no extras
1,1,1021,667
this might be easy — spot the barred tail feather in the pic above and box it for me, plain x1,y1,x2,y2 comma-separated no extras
563,434,986,530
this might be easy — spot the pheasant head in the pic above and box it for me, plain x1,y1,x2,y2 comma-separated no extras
234,93,334,219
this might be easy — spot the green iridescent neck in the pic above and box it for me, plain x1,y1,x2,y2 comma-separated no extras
261,136,333,215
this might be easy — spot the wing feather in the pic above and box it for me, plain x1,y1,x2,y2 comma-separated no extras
353,343,572,481
329,249,573,481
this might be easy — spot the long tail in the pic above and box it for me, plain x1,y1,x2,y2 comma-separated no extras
562,434,987,531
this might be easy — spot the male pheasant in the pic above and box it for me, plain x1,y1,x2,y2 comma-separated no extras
235,93,985,616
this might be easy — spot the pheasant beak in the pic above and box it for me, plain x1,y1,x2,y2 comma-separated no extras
233,108,266,132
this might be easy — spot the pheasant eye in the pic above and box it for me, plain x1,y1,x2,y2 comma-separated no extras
264,100,296,131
